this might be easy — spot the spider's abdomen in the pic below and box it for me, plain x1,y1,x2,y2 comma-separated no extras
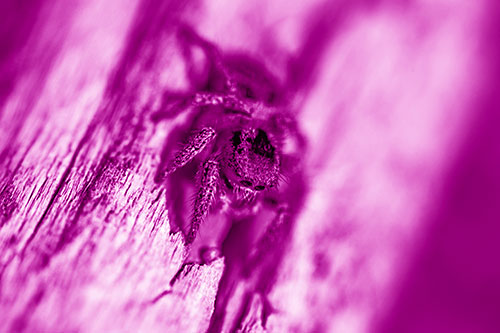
223,54,283,106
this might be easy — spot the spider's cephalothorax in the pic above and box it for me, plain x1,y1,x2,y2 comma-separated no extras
223,128,280,196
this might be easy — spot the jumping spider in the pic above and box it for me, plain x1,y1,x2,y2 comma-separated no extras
163,102,291,241
154,26,308,331
155,27,306,266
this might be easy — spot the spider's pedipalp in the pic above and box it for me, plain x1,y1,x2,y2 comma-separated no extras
162,127,216,178
186,158,220,244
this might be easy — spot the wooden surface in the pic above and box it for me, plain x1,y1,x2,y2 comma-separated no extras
0,0,494,332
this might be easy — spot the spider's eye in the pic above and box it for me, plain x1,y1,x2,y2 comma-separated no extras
252,129,275,158
254,185,265,191
240,180,252,187
231,131,242,147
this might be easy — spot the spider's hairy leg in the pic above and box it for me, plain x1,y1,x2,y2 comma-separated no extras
245,204,289,271
186,158,220,245
177,24,238,94
161,127,216,178
192,92,260,116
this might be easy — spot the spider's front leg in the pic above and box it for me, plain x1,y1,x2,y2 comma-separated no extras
152,92,260,126
251,204,289,262
192,92,262,116
244,183,304,274
186,158,220,245
158,127,216,181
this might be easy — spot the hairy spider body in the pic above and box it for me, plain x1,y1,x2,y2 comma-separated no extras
159,67,302,244
158,56,304,247
168,111,285,244
156,25,308,331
